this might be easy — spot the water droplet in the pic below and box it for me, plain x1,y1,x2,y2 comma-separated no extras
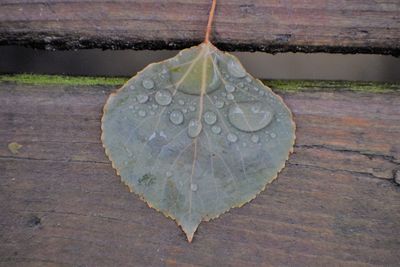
211,125,221,134
189,105,196,112
178,99,185,105
227,60,246,78
215,100,224,109
228,102,274,132
166,171,172,177
129,85,135,90
253,87,259,92
138,110,146,117
169,110,184,125
245,76,252,83
227,133,238,143
259,90,265,96
155,89,172,106
137,94,149,104
188,119,202,138
204,111,217,125
190,183,198,192
251,135,259,143
221,92,227,97
270,132,276,138
182,108,188,113
225,84,235,93
149,110,155,115
142,79,154,89
238,82,244,88
227,93,234,100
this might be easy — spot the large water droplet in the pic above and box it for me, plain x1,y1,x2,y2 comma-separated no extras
169,110,184,125
137,94,149,104
142,79,154,89
227,133,238,143
155,89,172,106
190,183,198,192
228,102,274,132
211,125,221,134
227,60,246,78
225,84,235,93
188,119,202,138
138,110,146,117
204,111,217,125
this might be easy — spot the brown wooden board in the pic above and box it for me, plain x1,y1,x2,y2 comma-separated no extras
0,0,399,55
0,80,399,266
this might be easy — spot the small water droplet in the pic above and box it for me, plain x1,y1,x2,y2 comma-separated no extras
251,135,259,143
277,118,281,122
211,125,221,134
188,119,202,138
225,84,235,93
189,105,196,112
204,111,217,125
253,87,259,92
182,108,188,113
221,92,227,97
178,99,185,105
155,89,172,106
215,100,224,109
238,82,244,88
166,171,172,177
259,90,265,96
137,94,149,104
227,60,246,78
169,110,184,125
149,110,155,115
227,93,234,100
138,110,146,117
227,133,238,143
142,79,154,89
129,85,135,90
228,102,274,132
245,76,252,83
270,132,276,138
190,183,198,192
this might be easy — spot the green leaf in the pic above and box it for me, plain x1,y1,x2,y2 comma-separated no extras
101,42,295,242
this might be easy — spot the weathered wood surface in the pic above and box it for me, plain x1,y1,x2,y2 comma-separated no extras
0,0,399,55
0,80,399,266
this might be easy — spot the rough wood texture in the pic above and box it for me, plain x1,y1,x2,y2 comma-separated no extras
0,80,399,266
0,0,399,55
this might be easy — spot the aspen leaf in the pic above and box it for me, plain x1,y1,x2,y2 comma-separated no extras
101,1,295,242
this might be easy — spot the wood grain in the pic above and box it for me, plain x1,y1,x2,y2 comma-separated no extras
0,81,399,266
0,0,399,55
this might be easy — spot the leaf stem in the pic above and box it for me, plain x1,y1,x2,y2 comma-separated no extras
204,0,217,43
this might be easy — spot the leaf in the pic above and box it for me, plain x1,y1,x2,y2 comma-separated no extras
101,42,295,242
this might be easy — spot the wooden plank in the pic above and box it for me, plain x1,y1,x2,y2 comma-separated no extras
0,78,399,266
0,0,399,55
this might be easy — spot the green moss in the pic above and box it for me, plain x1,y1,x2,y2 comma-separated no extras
0,74,398,93
0,74,127,86
264,80,400,93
